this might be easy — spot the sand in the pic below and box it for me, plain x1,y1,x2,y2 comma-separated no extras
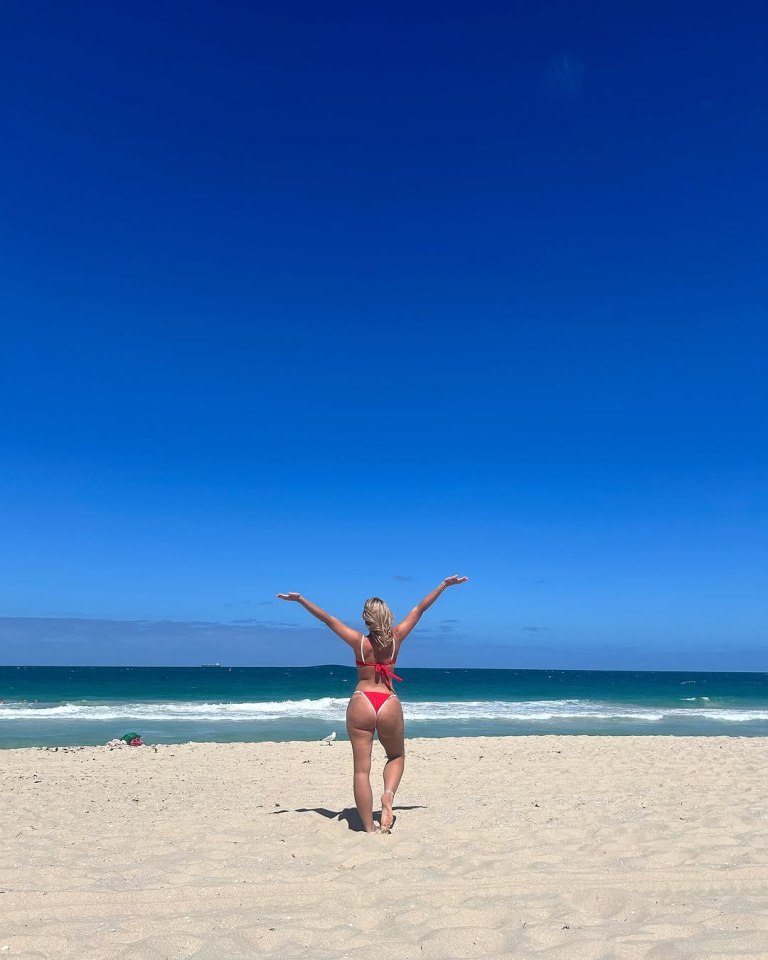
1,736,767,959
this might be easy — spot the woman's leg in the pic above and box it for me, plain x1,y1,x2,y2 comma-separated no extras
345,695,376,832
375,698,405,831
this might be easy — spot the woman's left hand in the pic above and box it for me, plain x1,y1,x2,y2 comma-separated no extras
276,592,302,601
442,575,469,588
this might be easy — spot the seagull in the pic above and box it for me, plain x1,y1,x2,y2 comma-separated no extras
320,731,337,745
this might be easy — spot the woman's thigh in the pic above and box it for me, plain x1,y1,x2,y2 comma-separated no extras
346,695,376,770
376,697,405,758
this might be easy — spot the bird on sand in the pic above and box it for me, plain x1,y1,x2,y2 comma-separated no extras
320,731,337,745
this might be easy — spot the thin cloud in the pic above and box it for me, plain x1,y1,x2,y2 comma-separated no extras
542,52,583,102
522,625,549,633
0,617,334,666
392,574,414,582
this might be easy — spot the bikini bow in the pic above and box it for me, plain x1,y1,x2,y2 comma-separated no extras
375,662,403,684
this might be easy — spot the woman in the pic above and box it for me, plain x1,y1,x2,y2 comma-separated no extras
276,575,468,833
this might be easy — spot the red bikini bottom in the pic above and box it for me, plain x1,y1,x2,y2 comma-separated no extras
360,691,394,715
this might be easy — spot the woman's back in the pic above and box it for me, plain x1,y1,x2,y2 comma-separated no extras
355,634,401,689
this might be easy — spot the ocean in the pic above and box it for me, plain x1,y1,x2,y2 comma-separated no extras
1,665,767,747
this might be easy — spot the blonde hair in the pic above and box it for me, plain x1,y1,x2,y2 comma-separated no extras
362,597,394,650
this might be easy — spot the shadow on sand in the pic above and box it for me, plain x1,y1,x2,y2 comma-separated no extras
292,805,427,832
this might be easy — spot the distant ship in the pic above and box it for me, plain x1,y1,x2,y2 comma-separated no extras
201,663,221,668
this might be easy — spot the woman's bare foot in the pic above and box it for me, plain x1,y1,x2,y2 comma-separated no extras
380,789,395,832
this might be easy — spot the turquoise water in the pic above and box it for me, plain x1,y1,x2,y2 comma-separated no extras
1,665,767,747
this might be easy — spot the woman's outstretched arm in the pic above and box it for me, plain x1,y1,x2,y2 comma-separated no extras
276,592,360,647
394,575,468,642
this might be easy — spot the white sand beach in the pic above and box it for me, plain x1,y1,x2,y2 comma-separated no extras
1,736,767,959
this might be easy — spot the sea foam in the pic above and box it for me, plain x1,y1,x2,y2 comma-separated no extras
2,698,767,724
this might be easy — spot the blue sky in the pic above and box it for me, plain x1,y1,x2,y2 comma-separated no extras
1,1,766,669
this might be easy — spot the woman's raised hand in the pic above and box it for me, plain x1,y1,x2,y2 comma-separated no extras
442,575,468,588
276,592,302,601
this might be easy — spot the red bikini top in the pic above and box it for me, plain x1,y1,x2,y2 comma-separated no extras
355,636,403,687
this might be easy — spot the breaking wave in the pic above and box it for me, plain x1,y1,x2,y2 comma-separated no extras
2,697,767,724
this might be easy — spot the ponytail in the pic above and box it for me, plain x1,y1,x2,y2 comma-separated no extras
362,597,394,650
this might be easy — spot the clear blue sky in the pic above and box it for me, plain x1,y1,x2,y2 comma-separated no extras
1,1,766,669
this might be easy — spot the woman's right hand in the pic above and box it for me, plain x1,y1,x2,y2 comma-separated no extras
276,592,302,601
442,575,468,588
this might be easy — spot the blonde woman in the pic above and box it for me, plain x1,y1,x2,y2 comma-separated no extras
277,575,468,833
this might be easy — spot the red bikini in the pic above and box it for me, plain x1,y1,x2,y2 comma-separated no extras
354,636,403,718
360,690,393,714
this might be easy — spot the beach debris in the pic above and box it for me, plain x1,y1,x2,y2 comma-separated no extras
106,732,144,748
121,732,143,746
320,731,337,745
